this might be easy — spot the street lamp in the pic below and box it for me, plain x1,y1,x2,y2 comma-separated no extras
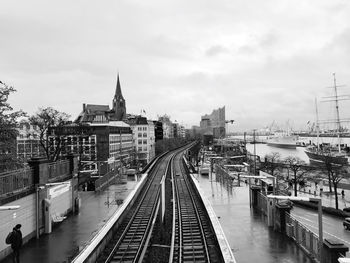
267,195,323,260
253,129,257,175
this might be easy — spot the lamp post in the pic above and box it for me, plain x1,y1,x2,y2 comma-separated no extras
267,195,323,260
36,185,45,239
253,129,257,175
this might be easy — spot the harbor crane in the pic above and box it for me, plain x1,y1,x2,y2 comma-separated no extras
225,120,235,135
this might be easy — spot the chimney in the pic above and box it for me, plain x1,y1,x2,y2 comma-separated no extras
83,103,86,112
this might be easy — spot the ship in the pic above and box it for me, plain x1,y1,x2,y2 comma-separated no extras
266,133,298,149
305,145,348,165
304,73,349,165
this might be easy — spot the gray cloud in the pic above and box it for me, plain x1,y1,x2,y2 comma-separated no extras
1,0,350,131
205,45,229,57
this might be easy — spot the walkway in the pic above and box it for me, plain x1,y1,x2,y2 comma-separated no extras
288,180,350,210
195,173,314,263
0,178,139,263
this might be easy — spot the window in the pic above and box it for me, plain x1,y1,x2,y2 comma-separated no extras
143,140,147,144
143,133,147,137
138,133,142,137
138,139,142,144
138,147,142,151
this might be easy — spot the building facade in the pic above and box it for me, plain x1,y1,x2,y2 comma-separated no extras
56,75,134,176
49,122,133,176
126,116,155,167
200,106,226,138
158,115,173,139
75,74,126,124
16,121,45,160
153,121,164,141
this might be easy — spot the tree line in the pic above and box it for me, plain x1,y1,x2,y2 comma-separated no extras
1,81,193,174
262,152,349,210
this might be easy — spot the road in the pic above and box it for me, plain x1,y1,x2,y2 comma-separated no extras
291,205,350,254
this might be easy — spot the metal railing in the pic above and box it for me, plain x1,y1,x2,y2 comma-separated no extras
285,212,319,260
257,191,268,215
0,168,34,197
94,169,118,191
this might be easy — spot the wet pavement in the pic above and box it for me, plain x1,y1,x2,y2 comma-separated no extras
297,182,350,210
194,173,313,263
0,176,139,263
2,170,349,263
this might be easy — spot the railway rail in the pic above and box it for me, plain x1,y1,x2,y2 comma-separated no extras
170,153,224,263
96,150,177,263
74,143,227,263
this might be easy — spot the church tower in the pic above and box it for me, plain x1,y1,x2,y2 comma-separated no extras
112,74,126,121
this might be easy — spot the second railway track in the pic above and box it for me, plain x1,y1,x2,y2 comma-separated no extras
95,144,224,263
171,153,224,263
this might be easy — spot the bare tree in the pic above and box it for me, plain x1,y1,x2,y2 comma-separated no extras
29,107,70,161
284,156,309,197
0,81,27,172
319,152,347,194
263,152,282,176
320,156,349,209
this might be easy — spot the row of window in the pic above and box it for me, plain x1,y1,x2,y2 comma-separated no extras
18,134,38,139
137,133,148,137
137,139,148,145
137,147,148,152
110,135,133,144
110,143,133,152
137,127,148,131
49,137,96,145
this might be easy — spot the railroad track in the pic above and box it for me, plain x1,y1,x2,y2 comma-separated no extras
96,148,181,263
95,144,224,263
171,153,224,263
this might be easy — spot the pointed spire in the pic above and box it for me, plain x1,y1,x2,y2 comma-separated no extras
115,73,123,98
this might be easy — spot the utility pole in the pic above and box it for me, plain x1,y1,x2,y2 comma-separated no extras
253,129,257,175
119,129,122,177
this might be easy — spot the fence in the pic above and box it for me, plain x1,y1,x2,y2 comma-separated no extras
95,169,120,191
285,212,319,260
0,168,34,197
254,190,319,261
48,160,70,180
256,191,268,215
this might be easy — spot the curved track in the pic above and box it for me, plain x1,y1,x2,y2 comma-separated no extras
96,145,223,263
97,151,175,263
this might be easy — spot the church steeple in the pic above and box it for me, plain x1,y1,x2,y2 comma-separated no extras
115,74,124,100
112,74,126,121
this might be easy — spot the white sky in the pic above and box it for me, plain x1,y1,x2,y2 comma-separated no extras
1,0,350,132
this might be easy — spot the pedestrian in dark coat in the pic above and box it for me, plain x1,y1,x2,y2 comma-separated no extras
10,224,22,263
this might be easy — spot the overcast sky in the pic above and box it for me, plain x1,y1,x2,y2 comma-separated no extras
1,0,350,132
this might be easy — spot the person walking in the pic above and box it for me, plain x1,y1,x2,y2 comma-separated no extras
10,224,22,263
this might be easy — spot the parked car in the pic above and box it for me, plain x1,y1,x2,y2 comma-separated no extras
278,200,293,208
343,218,350,230
343,207,350,213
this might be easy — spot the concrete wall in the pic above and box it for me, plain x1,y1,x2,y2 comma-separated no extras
0,194,36,260
0,178,75,261
49,181,73,217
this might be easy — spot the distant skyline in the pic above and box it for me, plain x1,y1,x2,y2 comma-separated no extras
1,0,350,131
